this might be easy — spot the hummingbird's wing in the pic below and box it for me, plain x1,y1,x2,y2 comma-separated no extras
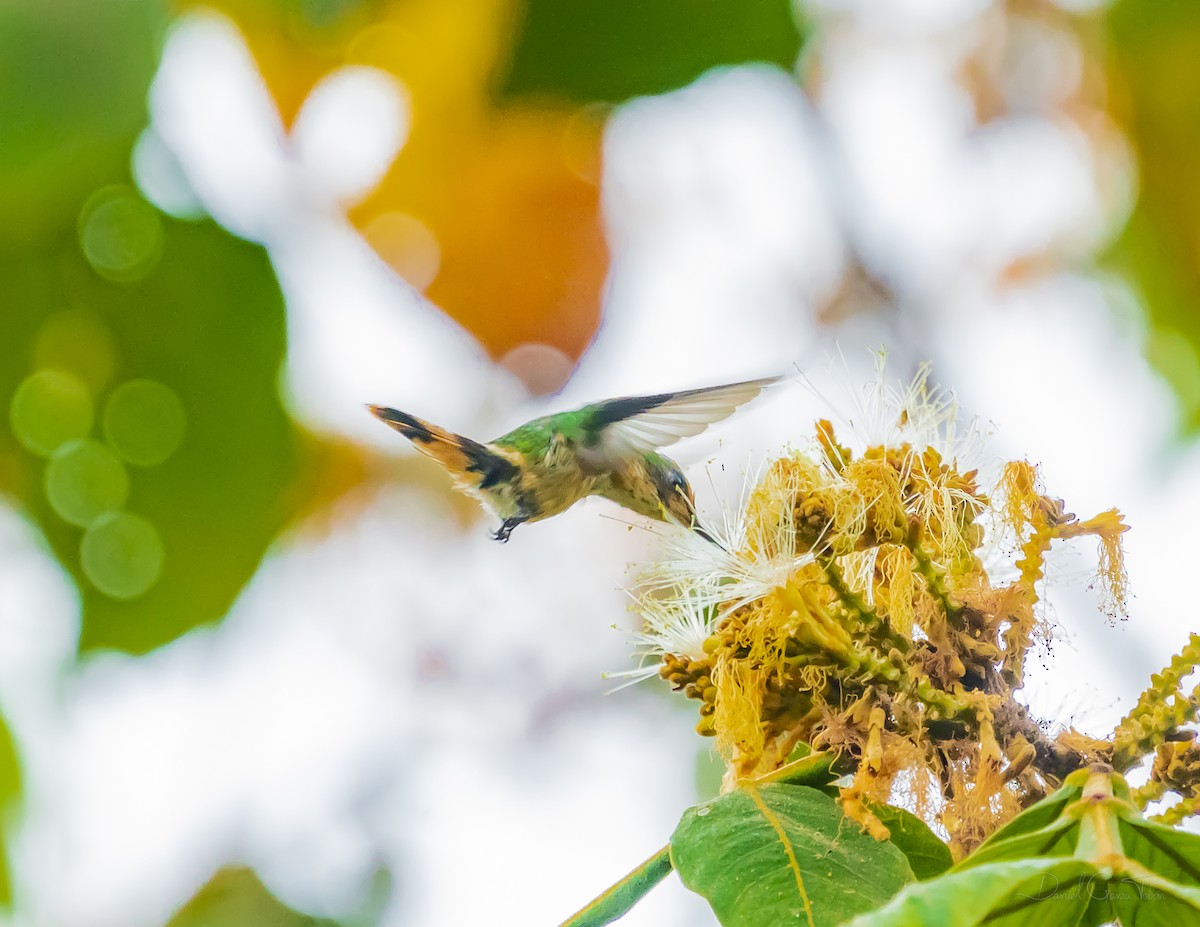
580,376,780,459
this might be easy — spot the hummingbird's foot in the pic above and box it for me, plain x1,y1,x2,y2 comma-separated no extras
493,517,525,543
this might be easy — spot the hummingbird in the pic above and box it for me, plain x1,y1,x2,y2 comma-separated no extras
368,376,778,543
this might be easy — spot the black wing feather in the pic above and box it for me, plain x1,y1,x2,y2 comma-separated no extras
578,377,780,457
583,392,676,442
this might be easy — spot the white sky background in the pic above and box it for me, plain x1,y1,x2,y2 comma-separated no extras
2,1,1198,925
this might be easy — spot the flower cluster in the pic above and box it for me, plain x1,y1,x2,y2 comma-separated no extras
1117,632,1200,822
626,361,1134,855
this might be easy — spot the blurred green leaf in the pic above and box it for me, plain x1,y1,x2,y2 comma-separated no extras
695,746,726,799
271,0,376,32
1107,0,1200,428
499,0,806,104
0,0,316,653
1,218,310,653
0,0,168,245
166,867,340,927
0,714,20,908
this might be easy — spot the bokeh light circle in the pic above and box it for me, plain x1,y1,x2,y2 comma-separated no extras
363,211,441,291
81,512,165,600
78,185,164,283
34,310,118,393
45,439,130,527
103,379,187,467
10,370,94,457
499,342,574,395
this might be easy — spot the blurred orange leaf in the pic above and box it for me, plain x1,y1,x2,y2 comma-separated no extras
194,0,607,384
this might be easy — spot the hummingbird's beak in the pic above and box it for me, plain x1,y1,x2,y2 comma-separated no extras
692,521,725,550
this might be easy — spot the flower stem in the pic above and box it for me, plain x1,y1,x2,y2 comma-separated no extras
557,845,673,927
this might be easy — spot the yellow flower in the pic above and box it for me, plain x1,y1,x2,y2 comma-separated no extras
622,354,1133,854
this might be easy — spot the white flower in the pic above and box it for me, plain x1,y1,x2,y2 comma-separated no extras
802,350,992,470
638,458,821,611
603,590,716,691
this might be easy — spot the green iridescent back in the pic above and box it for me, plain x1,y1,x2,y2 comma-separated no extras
491,408,598,456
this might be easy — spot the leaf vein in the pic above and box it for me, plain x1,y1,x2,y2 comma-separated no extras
747,786,816,927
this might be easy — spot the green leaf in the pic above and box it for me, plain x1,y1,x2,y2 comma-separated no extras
955,816,1080,870
953,777,1089,871
165,866,341,927
845,769,1200,926
0,714,21,908
867,803,953,880
671,783,913,927
762,750,838,793
558,845,673,927
971,776,1086,854
1109,868,1200,926
499,0,807,105
845,858,1101,927
1083,892,1115,927
1118,816,1200,887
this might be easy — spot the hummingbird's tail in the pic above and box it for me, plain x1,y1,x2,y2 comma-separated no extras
367,406,519,492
